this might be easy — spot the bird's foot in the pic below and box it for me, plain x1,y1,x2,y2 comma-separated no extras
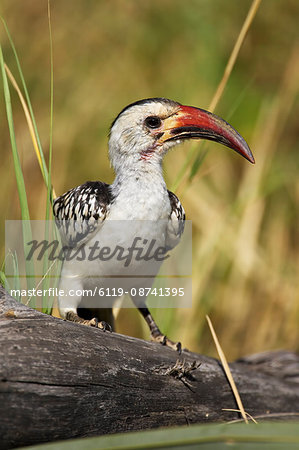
65,312,112,331
82,317,98,327
151,333,182,353
98,320,112,332
140,308,182,353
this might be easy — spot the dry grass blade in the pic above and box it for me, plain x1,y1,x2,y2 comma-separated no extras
46,0,54,207
4,63,56,200
208,0,262,112
226,412,299,425
206,315,249,424
223,408,258,424
172,0,262,192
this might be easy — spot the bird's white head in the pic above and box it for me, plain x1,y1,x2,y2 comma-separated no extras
109,98,254,174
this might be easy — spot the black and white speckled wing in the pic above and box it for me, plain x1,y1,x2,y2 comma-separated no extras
166,190,185,250
53,181,112,246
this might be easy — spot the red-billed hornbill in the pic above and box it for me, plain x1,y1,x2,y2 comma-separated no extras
53,98,254,352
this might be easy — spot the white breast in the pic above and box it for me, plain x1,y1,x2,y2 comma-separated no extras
109,172,171,221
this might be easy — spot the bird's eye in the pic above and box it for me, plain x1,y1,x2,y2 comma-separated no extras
144,116,162,129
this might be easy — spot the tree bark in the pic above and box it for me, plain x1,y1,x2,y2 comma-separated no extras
0,286,298,449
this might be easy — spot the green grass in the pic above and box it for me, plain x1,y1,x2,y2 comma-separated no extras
0,40,36,300
21,422,299,450
0,13,55,312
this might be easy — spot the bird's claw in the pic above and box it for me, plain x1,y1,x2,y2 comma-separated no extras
65,312,112,332
85,317,98,327
98,320,112,332
152,334,182,353
86,318,112,332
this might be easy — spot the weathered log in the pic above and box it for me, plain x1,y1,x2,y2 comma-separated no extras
0,286,298,449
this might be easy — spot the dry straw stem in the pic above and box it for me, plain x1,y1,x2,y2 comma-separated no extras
172,0,262,192
206,315,249,424
223,408,258,424
4,63,57,200
208,0,262,113
226,412,299,425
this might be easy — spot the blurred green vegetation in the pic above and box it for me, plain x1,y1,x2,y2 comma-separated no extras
0,0,298,360
21,422,299,450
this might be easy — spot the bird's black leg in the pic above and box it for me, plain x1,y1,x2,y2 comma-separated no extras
138,307,181,353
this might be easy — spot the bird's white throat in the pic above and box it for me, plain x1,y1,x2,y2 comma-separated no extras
110,167,170,221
